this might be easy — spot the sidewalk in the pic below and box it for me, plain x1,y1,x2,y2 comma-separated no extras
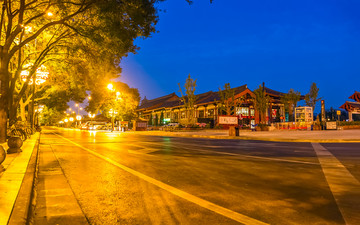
0,133,39,225
134,129,360,143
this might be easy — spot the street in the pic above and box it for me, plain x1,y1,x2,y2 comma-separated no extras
33,127,360,225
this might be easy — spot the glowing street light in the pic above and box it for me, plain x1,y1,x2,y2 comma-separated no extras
107,83,114,91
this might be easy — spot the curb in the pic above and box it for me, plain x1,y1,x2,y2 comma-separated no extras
132,131,360,143
8,133,40,225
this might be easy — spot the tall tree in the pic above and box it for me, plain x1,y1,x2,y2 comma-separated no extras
0,0,161,142
160,111,164,126
305,83,321,111
281,89,301,122
178,74,197,124
253,84,270,124
218,83,243,115
86,81,140,122
148,113,153,126
154,114,159,126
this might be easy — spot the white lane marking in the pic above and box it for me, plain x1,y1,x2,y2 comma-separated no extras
312,143,360,225
178,146,318,165
54,133,269,225
146,141,317,165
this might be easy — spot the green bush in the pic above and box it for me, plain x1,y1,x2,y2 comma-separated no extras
257,123,269,131
339,121,360,126
214,124,224,129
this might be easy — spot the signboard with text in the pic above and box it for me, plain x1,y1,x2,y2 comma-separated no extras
218,116,238,125
326,122,337,130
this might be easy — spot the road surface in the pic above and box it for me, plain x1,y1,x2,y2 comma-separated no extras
33,127,360,225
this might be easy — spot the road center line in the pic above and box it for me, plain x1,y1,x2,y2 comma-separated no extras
54,133,269,225
312,143,360,225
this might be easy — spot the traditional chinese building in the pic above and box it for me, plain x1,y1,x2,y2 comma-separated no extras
340,91,360,121
137,84,290,127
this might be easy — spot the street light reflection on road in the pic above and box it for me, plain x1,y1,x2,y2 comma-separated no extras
104,132,122,140
89,130,97,139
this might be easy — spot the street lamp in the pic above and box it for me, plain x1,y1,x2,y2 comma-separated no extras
89,113,95,121
69,117,74,127
107,83,121,132
76,115,82,127
109,109,118,132
107,83,114,91
74,104,83,127
21,64,49,129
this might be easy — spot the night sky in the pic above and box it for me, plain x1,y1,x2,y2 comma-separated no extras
120,0,360,113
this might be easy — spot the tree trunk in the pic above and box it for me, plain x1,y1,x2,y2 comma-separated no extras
19,99,26,121
0,62,9,143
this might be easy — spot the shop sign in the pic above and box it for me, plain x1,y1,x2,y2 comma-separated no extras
326,121,337,130
218,116,238,125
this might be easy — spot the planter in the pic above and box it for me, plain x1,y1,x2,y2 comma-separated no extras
7,136,23,154
0,145,6,164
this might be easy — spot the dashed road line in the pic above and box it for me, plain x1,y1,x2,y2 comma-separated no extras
312,143,360,225
54,133,269,225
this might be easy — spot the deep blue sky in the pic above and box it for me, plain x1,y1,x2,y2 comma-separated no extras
120,0,360,113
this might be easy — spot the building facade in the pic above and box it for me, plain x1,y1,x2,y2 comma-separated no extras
340,91,360,121
137,84,289,127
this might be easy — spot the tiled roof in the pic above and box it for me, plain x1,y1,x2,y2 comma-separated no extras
264,86,305,100
264,87,285,97
138,92,179,110
349,91,360,102
137,84,292,112
340,101,360,111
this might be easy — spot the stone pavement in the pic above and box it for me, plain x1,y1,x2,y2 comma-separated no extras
0,128,359,225
0,133,39,225
33,143,88,225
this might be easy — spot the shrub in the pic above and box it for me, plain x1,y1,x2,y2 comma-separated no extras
339,121,360,126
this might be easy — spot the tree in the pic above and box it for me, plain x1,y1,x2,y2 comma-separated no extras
218,83,243,115
154,114,159,126
148,113,153,126
39,106,65,126
178,74,197,124
160,111,164,126
86,81,140,122
281,89,301,122
253,84,270,124
305,83,321,111
0,0,161,142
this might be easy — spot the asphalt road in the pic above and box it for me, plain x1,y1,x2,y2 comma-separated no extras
34,127,360,225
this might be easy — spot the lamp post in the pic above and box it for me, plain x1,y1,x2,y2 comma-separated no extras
107,83,121,132
21,64,49,130
109,109,118,132
74,104,83,127
89,113,95,123
69,117,74,127
76,115,82,127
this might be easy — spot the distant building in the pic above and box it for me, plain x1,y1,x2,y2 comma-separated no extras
137,84,292,127
340,91,360,121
